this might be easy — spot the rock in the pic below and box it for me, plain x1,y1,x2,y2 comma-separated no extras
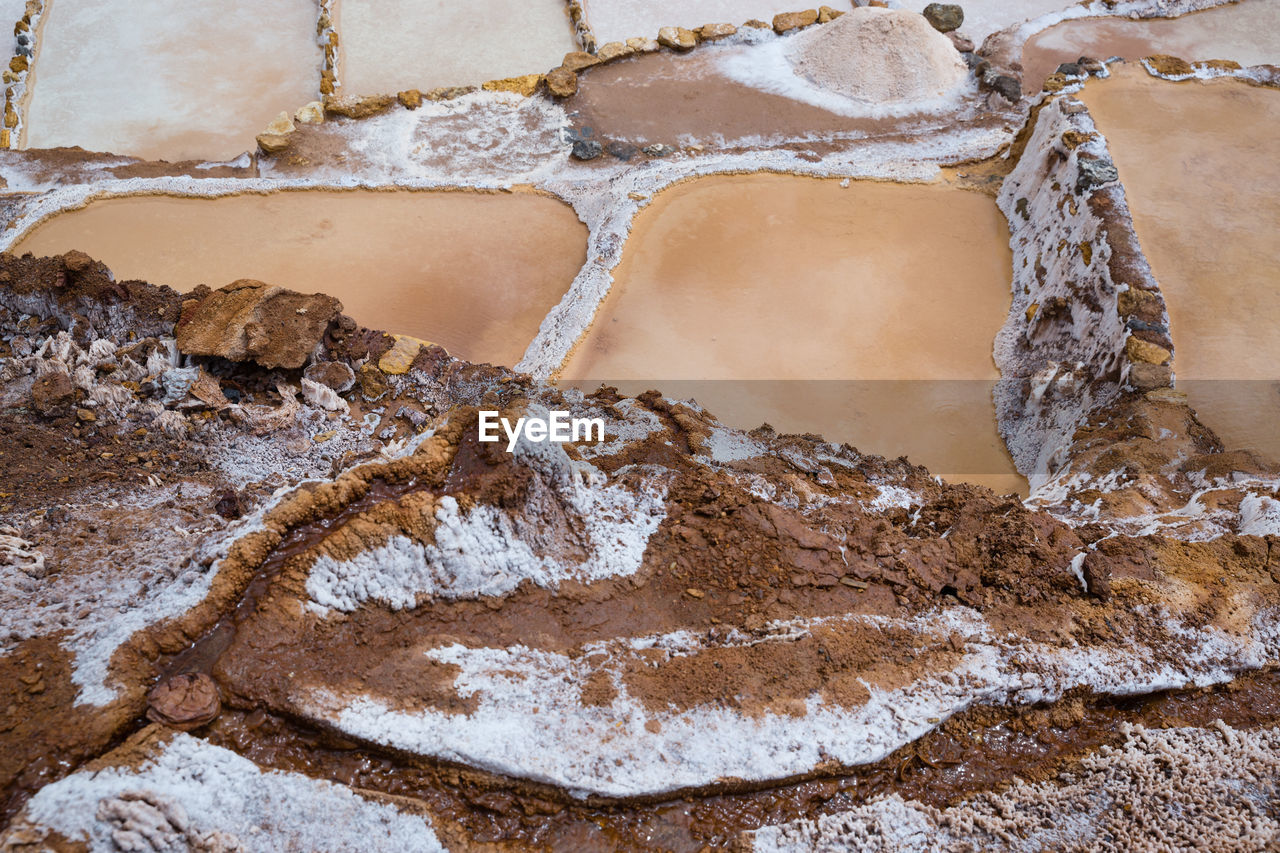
698,23,737,41
1077,56,1105,74
294,101,324,124
1082,552,1111,600
303,361,356,393
322,94,394,119
1129,362,1172,391
397,89,423,110
773,10,819,33
642,143,674,157
3,100,15,129
255,133,292,155
8,55,27,74
595,42,633,62
62,250,95,273
818,6,844,23
75,408,95,423
1075,155,1119,193
545,66,579,98
947,32,974,52
626,37,660,53
657,27,699,50
922,3,963,32
356,363,389,400
561,51,602,72
378,335,428,375
605,140,639,161
1125,336,1172,366
176,280,342,370
1056,62,1082,76
481,74,544,97
425,85,477,101
983,73,1021,102
146,673,220,730
30,372,74,418
213,488,243,519
264,111,294,135
571,139,602,160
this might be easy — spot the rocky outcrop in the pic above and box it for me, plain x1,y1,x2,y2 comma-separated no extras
175,280,342,370
922,3,964,33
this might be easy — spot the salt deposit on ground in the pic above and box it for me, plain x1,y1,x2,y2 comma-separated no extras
787,8,969,106
337,0,579,94
22,0,319,161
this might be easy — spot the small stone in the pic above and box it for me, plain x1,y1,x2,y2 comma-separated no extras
396,89,423,110
1144,387,1186,405
1075,155,1118,193
293,101,324,125
256,133,292,155
571,139,602,160
1056,62,1082,76
63,249,95,272
3,100,15,129
817,6,844,23
947,32,974,52
481,73,544,97
323,94,394,119
743,19,769,28
1125,336,1171,366
773,10,818,33
642,143,674,157
595,42,633,62
544,66,578,98
8,55,27,74
357,363,389,401
697,22,736,41
1129,362,1171,391
657,27,698,50
264,111,294,135
1077,56,1105,73
146,673,220,731
839,577,869,590
625,37,660,53
984,74,1021,102
685,588,704,599
561,51,602,72
1144,54,1193,77
31,372,75,418
213,488,243,519
922,3,964,33
1081,552,1111,600
75,408,95,422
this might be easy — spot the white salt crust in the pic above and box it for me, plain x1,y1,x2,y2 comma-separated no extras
306,430,669,612
301,603,1280,799
748,722,1280,851
9,732,446,852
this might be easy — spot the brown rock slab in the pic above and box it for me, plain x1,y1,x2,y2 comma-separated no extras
482,74,545,97
596,41,634,62
256,133,292,155
698,23,737,41
545,66,579,98
30,371,74,418
1125,336,1172,366
146,673,220,731
397,89,423,110
176,280,342,370
562,51,602,72
323,94,395,119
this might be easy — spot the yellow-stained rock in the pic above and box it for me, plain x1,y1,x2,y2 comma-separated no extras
544,66,578,98
323,94,394,119
8,55,28,74
1145,54,1193,76
595,41,634,62
264,111,295,135
256,133,292,155
481,74,544,97
773,10,818,33
562,51,602,72
1126,336,1172,366
697,23,736,40
3,100,16,130
294,101,325,124
657,26,698,50
1,129,10,149
379,335,432,375
397,89,423,110
818,5,844,23
626,37,660,53
1025,303,1039,323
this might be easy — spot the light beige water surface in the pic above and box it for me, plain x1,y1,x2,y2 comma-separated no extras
561,173,1025,493
1080,66,1280,462
13,190,589,368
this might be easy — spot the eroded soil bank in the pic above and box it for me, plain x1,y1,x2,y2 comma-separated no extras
11,189,588,368
562,173,1024,492
1079,66,1280,464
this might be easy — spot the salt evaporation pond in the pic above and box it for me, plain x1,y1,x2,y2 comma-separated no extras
22,0,320,162
337,0,579,95
1022,0,1280,93
12,190,588,368
561,173,1025,494
581,0,854,44
1080,66,1280,463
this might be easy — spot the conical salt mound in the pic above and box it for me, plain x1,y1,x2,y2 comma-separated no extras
786,7,968,105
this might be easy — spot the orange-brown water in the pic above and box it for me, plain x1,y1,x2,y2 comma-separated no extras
13,190,588,368
561,174,1025,493
1022,2,1280,94
1080,67,1280,463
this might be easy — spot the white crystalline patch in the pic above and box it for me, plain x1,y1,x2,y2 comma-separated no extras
13,733,444,852
870,485,917,511
702,427,766,462
1240,493,1280,537
301,604,1280,799
306,451,668,612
